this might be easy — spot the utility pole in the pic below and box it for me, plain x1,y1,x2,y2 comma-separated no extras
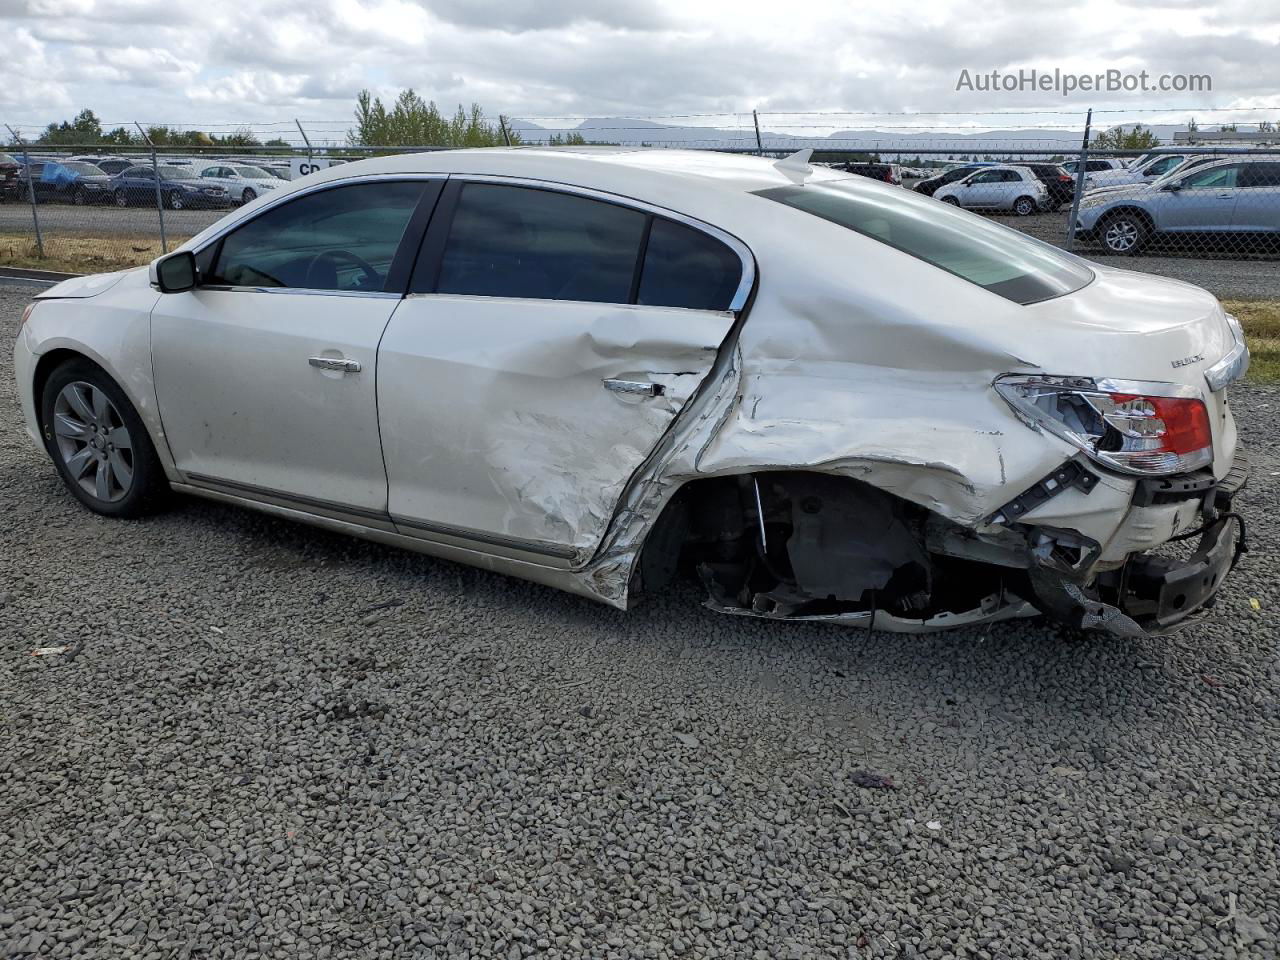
135,122,168,254
499,116,512,147
295,118,314,165
752,110,764,156
1064,108,1093,251
5,125,44,258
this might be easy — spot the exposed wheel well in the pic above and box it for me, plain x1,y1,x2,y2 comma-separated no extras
634,470,1021,619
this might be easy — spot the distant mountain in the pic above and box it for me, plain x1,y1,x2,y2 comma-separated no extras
506,118,1186,158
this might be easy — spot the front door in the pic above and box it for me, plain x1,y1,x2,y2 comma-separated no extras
151,179,434,515
1159,163,1240,232
378,180,748,562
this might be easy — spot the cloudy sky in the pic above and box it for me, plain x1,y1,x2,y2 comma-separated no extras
3,0,1279,137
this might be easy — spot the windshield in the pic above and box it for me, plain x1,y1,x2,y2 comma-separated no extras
235,166,271,178
157,166,191,179
61,162,103,175
756,179,1093,305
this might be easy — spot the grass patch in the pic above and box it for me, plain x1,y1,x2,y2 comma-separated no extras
0,232,190,274
1222,299,1280,385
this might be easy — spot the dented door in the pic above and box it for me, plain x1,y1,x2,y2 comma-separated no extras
377,296,735,562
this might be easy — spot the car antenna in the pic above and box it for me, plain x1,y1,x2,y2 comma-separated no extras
773,148,813,182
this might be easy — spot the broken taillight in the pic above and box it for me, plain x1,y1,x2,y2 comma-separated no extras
995,376,1213,475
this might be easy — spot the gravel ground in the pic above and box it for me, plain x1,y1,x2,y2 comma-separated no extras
2,283,1278,959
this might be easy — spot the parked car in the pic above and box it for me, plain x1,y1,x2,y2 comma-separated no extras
1085,153,1193,191
838,162,901,185
933,164,1048,214
110,164,232,210
1061,158,1127,176
15,160,115,205
1012,163,1076,209
195,164,282,204
0,152,19,199
68,156,135,176
14,148,1249,637
1074,158,1280,253
913,164,984,197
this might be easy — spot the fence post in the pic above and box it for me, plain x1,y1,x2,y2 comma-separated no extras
5,125,44,259
295,119,314,165
135,122,167,254
1064,108,1093,251
752,110,764,156
499,116,512,147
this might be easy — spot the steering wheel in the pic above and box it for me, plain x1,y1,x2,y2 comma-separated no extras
305,249,381,290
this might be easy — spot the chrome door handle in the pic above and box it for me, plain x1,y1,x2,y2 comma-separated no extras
603,378,664,397
309,356,361,373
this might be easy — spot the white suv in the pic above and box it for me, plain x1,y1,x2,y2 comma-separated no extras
932,165,1048,215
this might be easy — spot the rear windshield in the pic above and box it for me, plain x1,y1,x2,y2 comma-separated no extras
756,180,1093,305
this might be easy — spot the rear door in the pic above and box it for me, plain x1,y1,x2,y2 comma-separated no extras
151,178,439,515
1233,162,1280,232
378,179,750,563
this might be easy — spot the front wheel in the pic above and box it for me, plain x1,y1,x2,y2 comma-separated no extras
167,190,185,210
1013,196,1037,216
1099,212,1150,255
40,360,168,518
114,189,128,207
72,188,86,205
940,196,960,206
241,188,256,204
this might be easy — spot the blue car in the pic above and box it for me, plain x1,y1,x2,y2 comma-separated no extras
111,164,233,210
1073,157,1280,254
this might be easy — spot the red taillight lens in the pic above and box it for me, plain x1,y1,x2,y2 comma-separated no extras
996,377,1214,475
1059,175,1073,182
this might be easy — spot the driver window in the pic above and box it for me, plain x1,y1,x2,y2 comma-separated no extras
206,181,424,292
969,171,998,184
1182,165,1240,189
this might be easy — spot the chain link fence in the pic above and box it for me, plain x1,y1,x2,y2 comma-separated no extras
3,113,1279,296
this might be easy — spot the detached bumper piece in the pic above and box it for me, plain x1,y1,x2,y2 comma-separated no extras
1030,451,1249,636
1106,515,1244,630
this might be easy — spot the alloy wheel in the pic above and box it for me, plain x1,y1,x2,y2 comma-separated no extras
52,381,134,503
1104,218,1139,253
169,190,185,210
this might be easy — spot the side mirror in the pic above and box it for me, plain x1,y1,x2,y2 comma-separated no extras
153,250,197,293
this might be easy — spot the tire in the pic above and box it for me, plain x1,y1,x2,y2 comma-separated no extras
40,359,168,518
1099,211,1150,255
940,196,960,206
241,188,256,204
1013,196,1036,216
114,189,128,207
72,188,86,206
167,190,186,210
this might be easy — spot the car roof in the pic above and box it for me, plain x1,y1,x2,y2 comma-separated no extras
299,147,856,198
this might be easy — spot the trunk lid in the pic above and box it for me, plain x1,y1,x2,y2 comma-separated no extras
1021,264,1238,476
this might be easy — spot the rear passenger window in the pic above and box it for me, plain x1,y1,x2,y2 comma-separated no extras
638,218,741,311
1242,163,1280,188
436,184,646,303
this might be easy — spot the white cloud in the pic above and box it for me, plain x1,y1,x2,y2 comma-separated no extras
0,0,1277,135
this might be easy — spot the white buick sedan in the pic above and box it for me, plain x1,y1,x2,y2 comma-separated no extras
14,147,1249,636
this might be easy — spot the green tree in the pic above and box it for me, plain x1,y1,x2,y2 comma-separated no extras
349,89,515,147
38,108,104,145
1092,124,1161,150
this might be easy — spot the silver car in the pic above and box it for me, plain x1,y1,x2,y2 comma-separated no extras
1074,158,1280,254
